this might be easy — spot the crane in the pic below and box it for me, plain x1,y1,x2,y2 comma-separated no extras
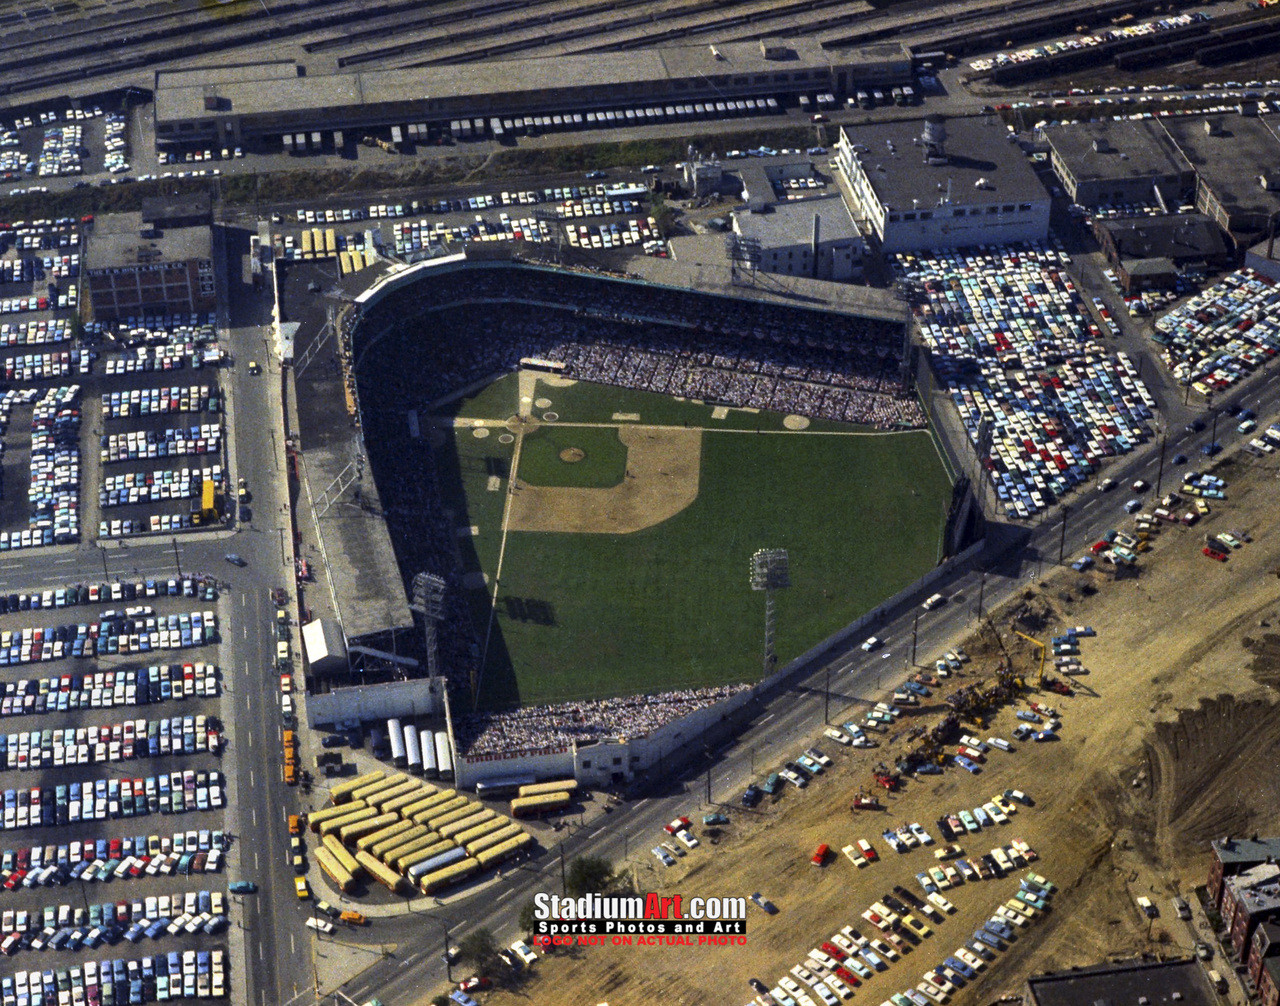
1012,629,1047,686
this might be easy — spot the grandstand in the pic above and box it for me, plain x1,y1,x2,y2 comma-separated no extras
289,257,951,783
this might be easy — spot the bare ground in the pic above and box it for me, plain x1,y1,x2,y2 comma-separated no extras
453,452,1280,1005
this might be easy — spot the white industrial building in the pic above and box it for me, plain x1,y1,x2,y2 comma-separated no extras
836,115,1051,253
732,195,864,281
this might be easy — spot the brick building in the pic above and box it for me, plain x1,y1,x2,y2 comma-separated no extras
1222,863,1280,959
84,212,215,322
1259,957,1280,1006
1249,921,1280,987
1209,837,1280,910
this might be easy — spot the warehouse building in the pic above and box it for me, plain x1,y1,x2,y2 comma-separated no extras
153,39,912,148
1044,119,1194,208
1162,114,1280,240
1026,958,1217,1006
835,115,1050,253
84,212,215,322
1209,836,1280,909
732,195,865,281
1092,213,1230,291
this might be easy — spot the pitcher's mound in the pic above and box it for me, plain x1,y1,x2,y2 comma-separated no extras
559,447,586,463
783,415,810,430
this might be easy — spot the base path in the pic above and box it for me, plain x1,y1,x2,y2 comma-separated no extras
507,425,702,534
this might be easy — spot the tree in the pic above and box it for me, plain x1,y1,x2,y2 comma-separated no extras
566,855,614,898
518,897,539,936
432,996,452,1006
458,927,503,975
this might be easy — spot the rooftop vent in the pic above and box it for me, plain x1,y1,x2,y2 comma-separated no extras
709,44,724,60
1172,992,1184,1000
1092,138,1111,153
1204,119,1222,136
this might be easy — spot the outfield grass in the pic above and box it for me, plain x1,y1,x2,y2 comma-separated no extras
443,378,952,711
518,426,627,488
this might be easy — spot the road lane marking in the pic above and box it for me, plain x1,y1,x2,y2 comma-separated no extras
758,713,774,724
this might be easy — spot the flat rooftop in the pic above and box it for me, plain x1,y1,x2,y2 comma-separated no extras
84,212,212,270
1045,119,1192,183
1163,114,1280,222
1027,959,1216,1006
734,194,862,247
628,232,902,322
154,39,885,123
842,117,1048,211
1214,835,1280,866
1099,213,1228,262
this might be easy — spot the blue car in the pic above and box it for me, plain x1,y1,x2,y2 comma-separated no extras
974,928,1004,950
985,918,1014,940
954,755,981,774
945,956,976,980
450,992,480,1006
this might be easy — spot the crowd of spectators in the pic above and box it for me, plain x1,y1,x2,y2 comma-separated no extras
348,262,921,757
454,683,753,756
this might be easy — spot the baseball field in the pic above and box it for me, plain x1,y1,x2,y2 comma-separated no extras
433,371,953,711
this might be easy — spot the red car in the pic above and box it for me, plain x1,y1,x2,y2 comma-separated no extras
1203,547,1227,561
458,978,492,992
834,966,861,986
811,844,830,866
821,941,847,961
663,816,691,836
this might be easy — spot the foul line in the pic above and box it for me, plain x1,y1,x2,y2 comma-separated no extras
475,421,523,703
450,417,924,437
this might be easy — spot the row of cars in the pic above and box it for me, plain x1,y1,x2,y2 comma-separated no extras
0,663,219,719
100,344,210,377
0,577,217,612
2,829,228,887
0,713,220,770
100,387,220,421
968,11,1208,70
0,769,226,831
1,948,228,1004
101,467,222,508
0,318,72,347
0,351,88,382
3,890,227,955
99,426,222,464
0,609,218,664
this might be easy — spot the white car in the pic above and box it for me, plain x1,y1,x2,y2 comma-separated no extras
861,636,882,652
675,830,699,849
652,846,675,867
509,940,538,965
909,823,934,845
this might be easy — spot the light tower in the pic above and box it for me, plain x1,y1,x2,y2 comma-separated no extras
410,572,447,680
749,548,790,675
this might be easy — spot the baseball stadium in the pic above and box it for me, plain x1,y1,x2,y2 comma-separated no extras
321,258,958,771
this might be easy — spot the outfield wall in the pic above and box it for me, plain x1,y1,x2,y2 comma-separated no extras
455,535,986,790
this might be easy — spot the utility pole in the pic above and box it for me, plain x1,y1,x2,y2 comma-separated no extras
1211,408,1220,449
443,919,452,983
976,569,987,622
910,609,920,666
705,762,711,804
1155,433,1167,497
98,546,108,580
559,842,566,896
170,537,183,579
1058,505,1069,565
823,666,830,725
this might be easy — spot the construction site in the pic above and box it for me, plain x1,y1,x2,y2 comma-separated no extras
480,443,1280,1006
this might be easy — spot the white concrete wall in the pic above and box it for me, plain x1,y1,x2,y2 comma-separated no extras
305,677,441,727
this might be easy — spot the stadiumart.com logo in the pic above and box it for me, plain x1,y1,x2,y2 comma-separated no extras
531,892,748,940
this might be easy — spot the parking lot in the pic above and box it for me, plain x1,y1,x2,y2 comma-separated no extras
0,567,231,1004
897,244,1158,519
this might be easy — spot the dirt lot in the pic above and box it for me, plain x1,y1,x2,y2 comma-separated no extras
458,449,1280,1005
